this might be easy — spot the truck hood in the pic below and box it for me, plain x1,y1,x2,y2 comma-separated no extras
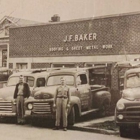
0,86,15,101
122,87,140,101
34,86,58,99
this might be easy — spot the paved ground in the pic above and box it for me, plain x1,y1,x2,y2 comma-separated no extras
0,123,132,140
75,116,114,127
73,116,119,135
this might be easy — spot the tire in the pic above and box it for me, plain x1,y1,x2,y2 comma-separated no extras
68,107,75,126
98,102,109,117
119,126,129,138
30,118,39,126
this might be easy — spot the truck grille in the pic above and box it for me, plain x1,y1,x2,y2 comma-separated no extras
32,102,51,114
125,106,140,121
0,101,12,113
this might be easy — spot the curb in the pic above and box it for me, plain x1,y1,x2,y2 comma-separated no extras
71,125,119,135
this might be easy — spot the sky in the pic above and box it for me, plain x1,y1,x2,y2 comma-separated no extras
0,0,140,22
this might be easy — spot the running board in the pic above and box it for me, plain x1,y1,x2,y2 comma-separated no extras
81,108,99,116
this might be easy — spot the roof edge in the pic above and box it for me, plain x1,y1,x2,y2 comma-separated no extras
10,11,140,29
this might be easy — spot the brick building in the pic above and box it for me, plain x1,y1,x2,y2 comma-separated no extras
9,12,140,69
0,16,41,68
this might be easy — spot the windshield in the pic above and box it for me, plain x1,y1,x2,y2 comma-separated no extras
47,75,74,86
7,76,19,86
126,73,140,88
7,76,34,87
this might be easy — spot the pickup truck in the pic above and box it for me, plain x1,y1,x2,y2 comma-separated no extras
0,70,49,120
24,66,111,125
115,67,140,137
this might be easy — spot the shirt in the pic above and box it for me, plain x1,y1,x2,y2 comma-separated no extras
54,85,71,105
17,84,24,95
57,85,69,98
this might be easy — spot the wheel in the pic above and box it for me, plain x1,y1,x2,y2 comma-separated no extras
98,102,109,117
68,107,75,126
119,126,129,137
30,118,39,126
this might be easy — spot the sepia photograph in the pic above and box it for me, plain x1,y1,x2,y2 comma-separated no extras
0,0,140,139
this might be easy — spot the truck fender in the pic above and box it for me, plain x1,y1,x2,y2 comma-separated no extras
94,90,111,107
95,91,111,117
68,96,81,118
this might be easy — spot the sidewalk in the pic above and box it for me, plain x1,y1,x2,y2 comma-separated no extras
72,116,119,135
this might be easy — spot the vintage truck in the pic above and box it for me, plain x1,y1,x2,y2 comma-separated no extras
115,67,140,137
24,66,111,125
0,69,49,120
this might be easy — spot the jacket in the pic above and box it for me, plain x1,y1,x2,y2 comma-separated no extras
14,82,30,99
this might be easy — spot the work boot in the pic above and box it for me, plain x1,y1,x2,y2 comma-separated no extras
53,126,60,130
63,127,67,131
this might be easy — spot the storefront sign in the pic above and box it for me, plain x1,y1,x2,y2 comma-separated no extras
63,33,97,42
49,44,113,52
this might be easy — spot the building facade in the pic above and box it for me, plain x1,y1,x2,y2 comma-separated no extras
9,12,140,69
0,16,42,68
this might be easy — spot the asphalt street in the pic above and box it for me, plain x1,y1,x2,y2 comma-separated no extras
0,122,134,140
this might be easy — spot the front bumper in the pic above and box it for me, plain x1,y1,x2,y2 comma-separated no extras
0,112,16,117
116,121,140,128
24,110,55,119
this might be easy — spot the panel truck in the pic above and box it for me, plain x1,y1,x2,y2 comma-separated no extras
24,66,111,125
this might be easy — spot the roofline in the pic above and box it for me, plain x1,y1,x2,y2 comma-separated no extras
10,11,140,29
0,16,19,26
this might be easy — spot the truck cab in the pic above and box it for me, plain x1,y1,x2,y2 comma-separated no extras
115,67,140,137
0,69,49,119
24,66,111,125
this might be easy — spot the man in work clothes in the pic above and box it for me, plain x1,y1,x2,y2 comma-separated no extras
14,75,30,124
53,77,71,131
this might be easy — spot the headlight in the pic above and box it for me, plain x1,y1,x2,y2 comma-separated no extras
117,103,125,110
28,103,33,110
117,114,124,120
12,99,16,105
13,100,16,105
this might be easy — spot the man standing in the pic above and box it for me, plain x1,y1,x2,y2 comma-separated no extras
14,75,30,124
53,77,70,131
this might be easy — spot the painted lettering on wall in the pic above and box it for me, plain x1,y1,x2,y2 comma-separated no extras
63,33,97,42
102,44,113,49
49,47,63,52
49,44,113,52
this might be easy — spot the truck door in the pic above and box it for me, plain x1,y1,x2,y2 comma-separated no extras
76,74,91,111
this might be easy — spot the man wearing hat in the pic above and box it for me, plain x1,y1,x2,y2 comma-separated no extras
53,77,71,131
14,75,30,124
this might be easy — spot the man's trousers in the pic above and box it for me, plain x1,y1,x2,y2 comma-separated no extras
55,98,68,127
16,95,25,123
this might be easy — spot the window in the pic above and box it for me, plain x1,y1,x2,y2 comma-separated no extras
2,50,7,67
7,76,34,87
16,63,28,69
77,74,87,85
36,78,45,87
24,76,34,87
126,73,140,88
7,76,19,86
47,75,74,86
